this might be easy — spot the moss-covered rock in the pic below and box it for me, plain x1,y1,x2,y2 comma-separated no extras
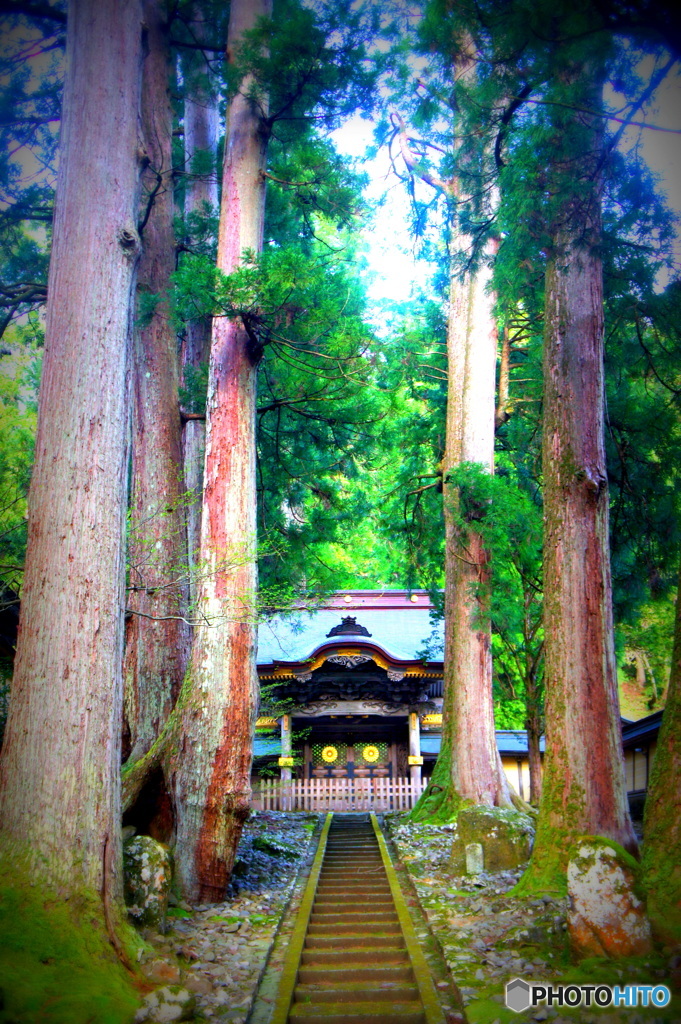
134,985,195,1023
567,836,653,959
123,834,172,930
449,806,534,873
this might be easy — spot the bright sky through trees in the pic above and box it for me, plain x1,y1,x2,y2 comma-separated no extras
334,63,681,305
331,113,433,308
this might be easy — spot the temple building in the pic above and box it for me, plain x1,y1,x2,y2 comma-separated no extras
252,589,544,808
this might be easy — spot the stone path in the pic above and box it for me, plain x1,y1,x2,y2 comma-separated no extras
273,812,445,1024
133,810,677,1024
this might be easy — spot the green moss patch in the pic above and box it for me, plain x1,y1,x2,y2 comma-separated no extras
511,846,568,898
0,876,141,1024
464,996,517,1024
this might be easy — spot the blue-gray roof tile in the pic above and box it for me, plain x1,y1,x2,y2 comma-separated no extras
257,607,443,665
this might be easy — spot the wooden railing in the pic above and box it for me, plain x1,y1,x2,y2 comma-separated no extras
251,776,427,812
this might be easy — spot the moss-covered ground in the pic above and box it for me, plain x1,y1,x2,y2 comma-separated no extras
0,870,143,1024
385,813,681,1024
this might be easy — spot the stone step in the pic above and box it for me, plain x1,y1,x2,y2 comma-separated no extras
324,848,379,854
320,865,385,873
310,911,399,925
319,856,382,864
319,869,385,878
300,947,409,966
307,923,403,938
315,882,392,893
297,964,414,985
317,875,390,883
288,1000,425,1024
312,898,395,911
305,933,406,950
294,982,420,1003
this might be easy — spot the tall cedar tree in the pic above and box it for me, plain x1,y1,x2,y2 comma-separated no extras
180,2,220,601
395,36,514,820
0,0,144,936
518,50,636,892
171,0,272,902
123,0,190,762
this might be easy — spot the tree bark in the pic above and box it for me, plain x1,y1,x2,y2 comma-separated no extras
181,3,220,603
495,322,511,429
409,41,513,821
123,0,190,764
642,560,681,941
412,241,514,820
443,248,514,810
525,601,544,805
519,83,636,889
0,0,143,909
171,0,271,902
526,699,543,806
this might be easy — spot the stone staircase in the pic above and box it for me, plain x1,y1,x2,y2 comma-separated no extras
274,813,445,1024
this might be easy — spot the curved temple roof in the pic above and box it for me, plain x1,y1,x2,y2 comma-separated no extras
257,590,444,670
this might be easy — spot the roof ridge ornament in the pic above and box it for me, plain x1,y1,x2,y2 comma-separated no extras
325,615,372,638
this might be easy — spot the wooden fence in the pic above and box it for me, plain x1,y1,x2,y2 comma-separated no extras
251,776,427,812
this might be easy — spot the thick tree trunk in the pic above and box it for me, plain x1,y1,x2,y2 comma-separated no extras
406,35,514,823
0,0,143,907
520,114,636,887
172,0,271,902
446,252,514,809
642,560,681,941
413,245,513,820
181,4,220,602
123,0,190,764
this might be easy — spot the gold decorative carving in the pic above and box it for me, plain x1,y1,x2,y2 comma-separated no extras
327,654,372,669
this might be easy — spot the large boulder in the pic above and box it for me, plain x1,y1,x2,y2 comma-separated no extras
123,833,172,930
567,837,653,958
449,806,534,874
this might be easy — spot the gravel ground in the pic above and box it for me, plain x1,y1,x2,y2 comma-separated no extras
133,810,678,1024
134,812,321,1023
383,813,677,1024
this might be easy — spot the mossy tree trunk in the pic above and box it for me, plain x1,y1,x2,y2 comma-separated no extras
435,253,514,817
642,561,681,941
0,0,144,914
171,0,271,902
412,247,514,821
409,43,513,822
123,0,190,763
518,69,636,892
181,3,220,602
